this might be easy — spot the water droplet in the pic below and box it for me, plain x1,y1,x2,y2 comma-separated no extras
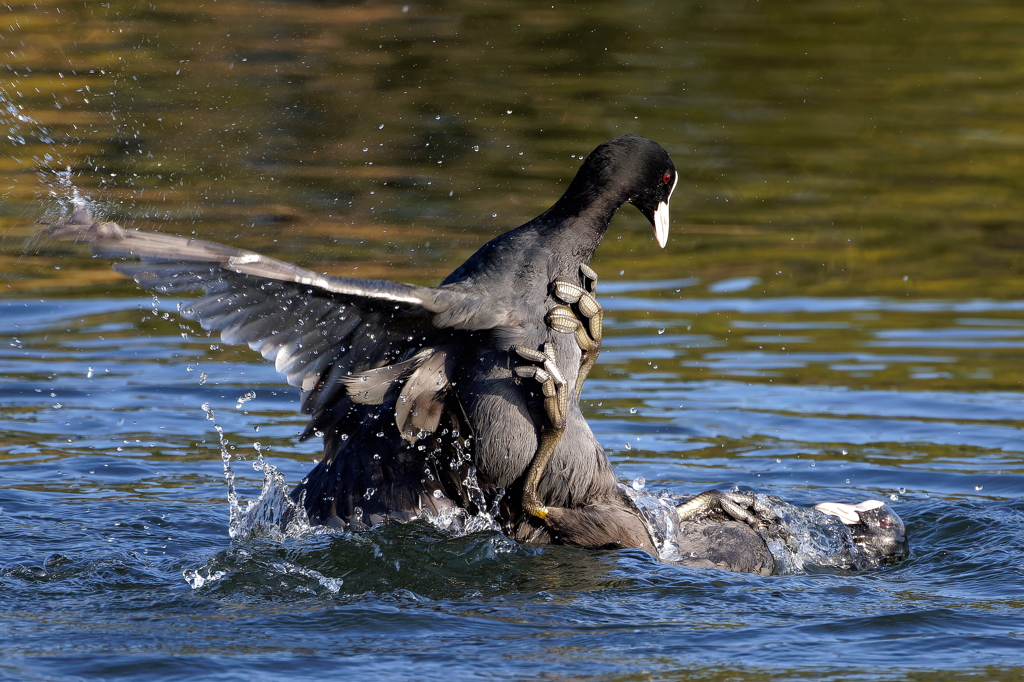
199,372,208,385
629,407,637,414
889,493,899,501
631,476,645,491
898,487,906,494
432,490,444,498
624,443,632,450
975,485,984,491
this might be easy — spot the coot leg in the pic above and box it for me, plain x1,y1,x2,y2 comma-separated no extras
511,342,569,519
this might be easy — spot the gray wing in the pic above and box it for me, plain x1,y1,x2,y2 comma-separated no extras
45,209,480,428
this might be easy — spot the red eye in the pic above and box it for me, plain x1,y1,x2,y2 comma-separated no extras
662,172,672,184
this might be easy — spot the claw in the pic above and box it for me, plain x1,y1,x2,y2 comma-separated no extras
516,265,603,524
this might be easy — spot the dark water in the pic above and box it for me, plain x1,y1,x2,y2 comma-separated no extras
3,1,1024,680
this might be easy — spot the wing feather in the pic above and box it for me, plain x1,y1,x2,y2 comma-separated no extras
44,212,472,429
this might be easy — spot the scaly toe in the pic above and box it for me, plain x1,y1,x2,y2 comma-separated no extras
553,278,587,304
546,305,582,334
580,263,598,289
513,345,547,364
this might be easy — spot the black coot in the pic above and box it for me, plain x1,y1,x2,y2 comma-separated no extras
49,135,679,556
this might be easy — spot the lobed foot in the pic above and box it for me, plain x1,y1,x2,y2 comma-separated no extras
676,489,777,530
512,342,568,429
546,263,603,399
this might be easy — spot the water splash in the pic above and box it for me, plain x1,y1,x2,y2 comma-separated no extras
198,402,316,542
182,565,227,589
184,403,501,591
183,550,343,595
179,405,342,592
622,485,686,562
235,391,256,410
422,466,502,536
200,401,242,535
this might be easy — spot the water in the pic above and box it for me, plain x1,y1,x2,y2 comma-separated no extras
3,1,1024,680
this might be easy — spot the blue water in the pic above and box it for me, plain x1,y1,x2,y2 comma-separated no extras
3,0,1024,676
3,288,1023,681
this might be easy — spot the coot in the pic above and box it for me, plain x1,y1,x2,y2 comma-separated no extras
49,135,676,555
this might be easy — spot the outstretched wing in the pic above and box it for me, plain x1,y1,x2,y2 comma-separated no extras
45,209,470,432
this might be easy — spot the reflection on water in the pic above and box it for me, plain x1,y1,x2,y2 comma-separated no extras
3,0,1024,680
5,0,1024,296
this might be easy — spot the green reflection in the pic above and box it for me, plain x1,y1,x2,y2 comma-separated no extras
2,0,1024,300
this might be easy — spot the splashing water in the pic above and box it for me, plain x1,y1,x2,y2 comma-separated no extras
184,404,337,591
198,402,316,542
183,403,501,592
186,396,508,591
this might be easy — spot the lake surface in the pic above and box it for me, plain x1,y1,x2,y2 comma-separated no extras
2,1,1024,680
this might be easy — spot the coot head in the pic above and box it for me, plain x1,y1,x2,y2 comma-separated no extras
816,500,908,563
563,134,677,247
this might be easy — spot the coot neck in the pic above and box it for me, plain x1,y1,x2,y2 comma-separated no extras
535,174,631,266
